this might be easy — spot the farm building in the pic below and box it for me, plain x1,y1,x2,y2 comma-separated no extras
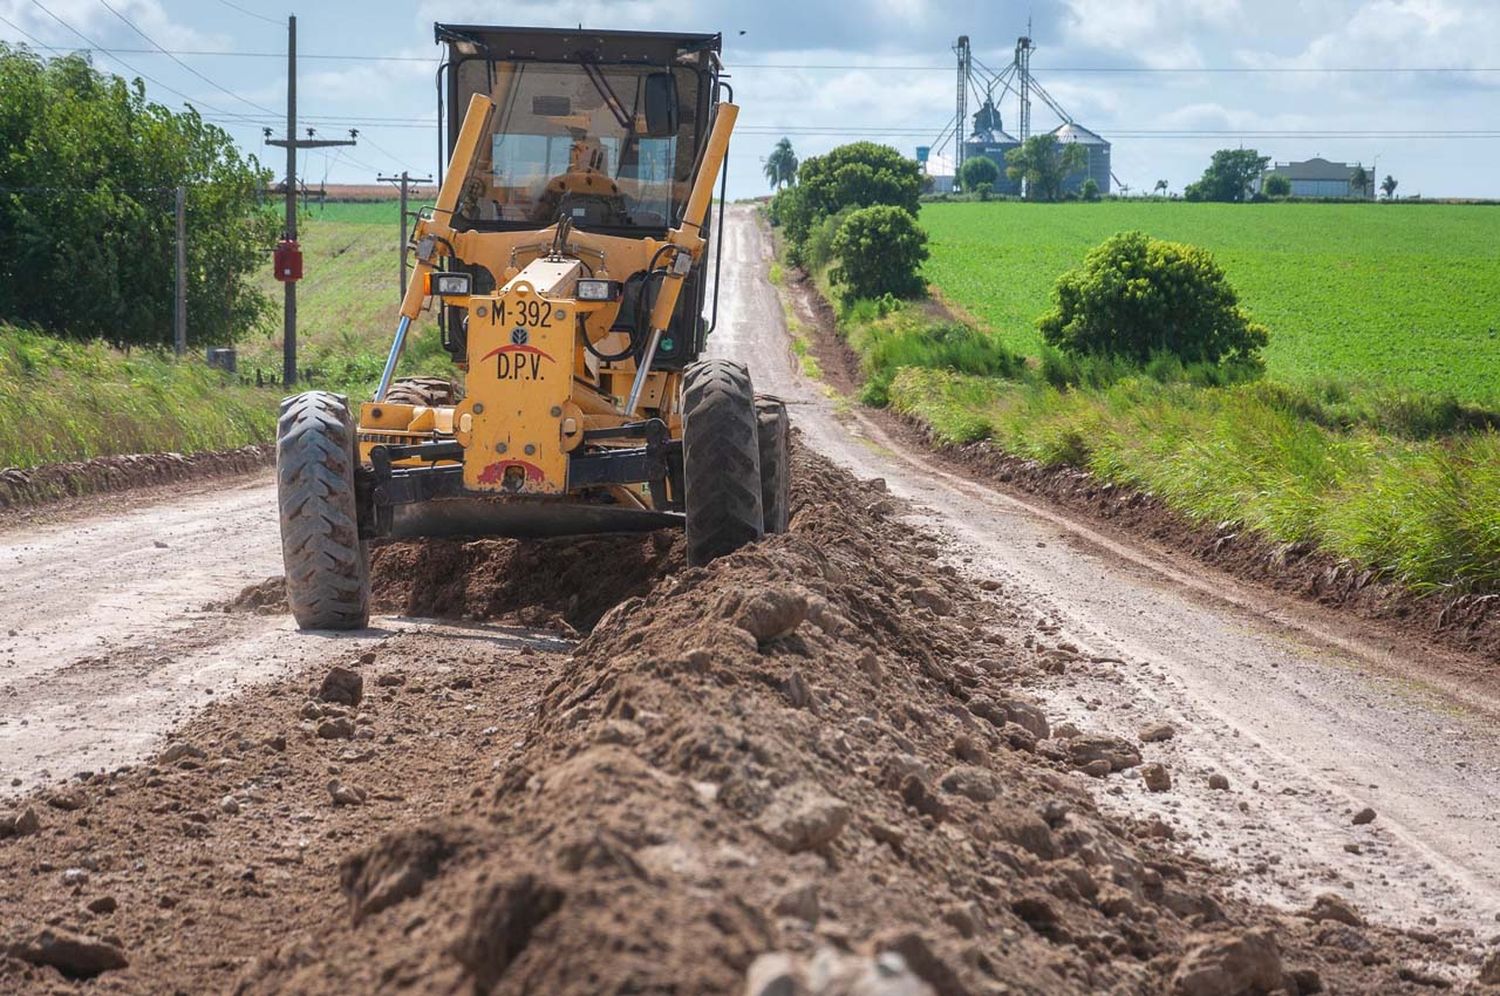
963,98,1022,196
1051,122,1111,196
1261,158,1374,199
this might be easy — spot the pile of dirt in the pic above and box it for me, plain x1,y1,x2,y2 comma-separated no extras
2,445,1483,993
0,444,272,511
235,448,1472,994
369,530,684,633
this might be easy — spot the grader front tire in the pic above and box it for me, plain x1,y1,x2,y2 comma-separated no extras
275,391,370,630
755,396,791,534
683,360,764,567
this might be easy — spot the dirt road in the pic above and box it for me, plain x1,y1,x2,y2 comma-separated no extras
707,206,1500,934
1,204,1496,960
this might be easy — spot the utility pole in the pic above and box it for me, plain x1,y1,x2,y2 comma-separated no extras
173,185,187,357
378,170,433,299
264,14,355,386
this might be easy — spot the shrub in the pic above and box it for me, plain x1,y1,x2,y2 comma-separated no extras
976,182,994,202
829,204,929,304
1263,174,1292,198
1081,178,1101,201
959,155,1000,192
797,142,923,217
1037,230,1269,367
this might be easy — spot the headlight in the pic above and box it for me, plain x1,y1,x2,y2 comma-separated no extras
428,272,471,296
576,278,622,302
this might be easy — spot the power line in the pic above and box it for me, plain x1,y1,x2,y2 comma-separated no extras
95,0,280,117
214,0,281,27
26,0,231,116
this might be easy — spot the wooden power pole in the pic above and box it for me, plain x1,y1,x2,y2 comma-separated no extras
173,184,187,356
264,14,355,386
377,170,433,299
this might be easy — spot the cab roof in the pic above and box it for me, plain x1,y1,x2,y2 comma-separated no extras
434,24,721,67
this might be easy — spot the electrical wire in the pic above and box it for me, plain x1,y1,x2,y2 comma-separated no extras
214,0,281,27
26,0,231,116
96,0,281,116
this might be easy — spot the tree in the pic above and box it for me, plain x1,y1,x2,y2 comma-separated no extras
1038,231,1268,368
796,142,923,218
1183,149,1270,203
958,154,1000,193
1081,178,1101,202
0,45,275,345
1263,174,1292,198
763,137,798,190
1153,179,1169,197
1350,165,1370,199
1004,134,1087,202
828,204,928,304
1381,174,1399,200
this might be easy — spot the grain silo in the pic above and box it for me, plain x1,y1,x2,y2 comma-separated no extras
964,98,1022,195
1050,122,1111,196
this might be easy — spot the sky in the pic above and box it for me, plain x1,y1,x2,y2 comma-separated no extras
2,0,1498,200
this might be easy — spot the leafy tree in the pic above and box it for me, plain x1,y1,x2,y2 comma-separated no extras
829,204,928,304
763,137,798,190
958,154,999,193
1081,177,1101,201
1350,165,1370,199
1381,174,1399,200
796,142,922,218
976,181,994,202
1183,148,1270,203
1037,230,1268,367
1263,174,1292,198
1004,134,1087,202
1153,179,1169,197
0,45,276,345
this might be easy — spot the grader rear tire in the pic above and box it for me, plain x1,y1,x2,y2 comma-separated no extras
683,359,764,567
276,391,370,630
755,396,791,534
381,376,460,407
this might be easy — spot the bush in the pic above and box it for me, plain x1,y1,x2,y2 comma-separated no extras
1263,174,1292,198
1081,178,1101,201
797,142,923,218
976,182,994,202
1037,231,1269,367
829,204,929,304
959,155,1000,192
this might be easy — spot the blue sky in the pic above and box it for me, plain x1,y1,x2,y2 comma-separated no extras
3,0,1498,199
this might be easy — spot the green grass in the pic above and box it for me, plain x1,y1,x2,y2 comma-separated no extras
921,202,1500,404
889,367,1500,593
0,325,278,469
242,199,454,396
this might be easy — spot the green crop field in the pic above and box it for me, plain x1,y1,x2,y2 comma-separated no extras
920,202,1500,403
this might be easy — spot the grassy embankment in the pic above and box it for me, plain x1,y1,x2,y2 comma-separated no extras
0,326,276,469
1,201,447,470
794,201,1500,594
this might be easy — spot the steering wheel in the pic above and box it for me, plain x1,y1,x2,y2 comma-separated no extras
531,170,632,226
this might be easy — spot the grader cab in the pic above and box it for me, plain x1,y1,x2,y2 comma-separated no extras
275,25,788,630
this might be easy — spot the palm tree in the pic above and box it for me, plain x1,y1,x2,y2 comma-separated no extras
1350,165,1371,199
763,138,798,190
1154,179,1169,197
1381,174,1398,200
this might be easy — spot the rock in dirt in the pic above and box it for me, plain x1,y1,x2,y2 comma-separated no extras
734,587,809,644
326,780,367,807
805,946,935,996
745,951,806,996
1068,734,1140,772
318,666,364,707
758,783,850,853
1171,929,1283,996
906,586,955,616
1208,773,1230,791
6,926,129,978
1478,949,1500,985
317,717,356,740
46,787,87,811
158,742,207,764
1351,807,1377,826
1142,762,1172,793
1139,721,1177,743
1304,893,1364,927
451,873,565,994
876,931,967,996
938,765,999,803
85,895,118,915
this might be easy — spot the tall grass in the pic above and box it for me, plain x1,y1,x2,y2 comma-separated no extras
0,325,278,469
889,366,1500,593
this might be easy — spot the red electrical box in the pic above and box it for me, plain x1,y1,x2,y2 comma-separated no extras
273,239,303,283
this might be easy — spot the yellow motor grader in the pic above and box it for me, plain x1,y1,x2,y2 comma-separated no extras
275,25,788,630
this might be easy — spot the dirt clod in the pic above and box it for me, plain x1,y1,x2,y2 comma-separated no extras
1352,807,1377,825
1305,892,1365,927
758,782,850,853
1208,773,1231,791
1068,733,1141,772
1142,762,1173,792
6,927,129,979
735,586,810,644
1171,929,1283,996
317,666,363,707
1140,721,1177,743
1478,949,1500,985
